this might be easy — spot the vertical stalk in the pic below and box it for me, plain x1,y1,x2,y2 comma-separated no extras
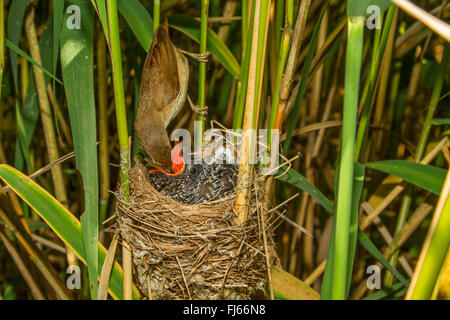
24,14,66,204
253,0,271,124
391,0,450,42
332,16,364,299
273,0,310,131
263,0,309,210
371,8,398,160
97,24,110,226
242,0,248,55
0,229,45,299
267,0,293,137
406,168,450,299
234,0,270,224
0,208,73,300
354,6,396,161
234,0,261,224
196,0,209,146
274,0,284,56
386,43,450,286
106,0,132,300
20,58,29,103
153,0,160,30
414,44,449,162
233,0,256,130
25,8,78,268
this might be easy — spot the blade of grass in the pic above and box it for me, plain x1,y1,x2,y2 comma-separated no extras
5,39,62,85
53,0,64,77
8,0,33,172
283,2,328,153
354,5,396,161
0,164,140,300
366,160,447,195
362,282,406,300
431,119,450,126
25,8,76,268
276,165,335,215
13,18,53,172
358,231,410,286
232,0,255,130
347,0,392,17
61,0,99,299
277,163,409,287
117,0,153,51
321,163,366,298
346,163,365,295
6,0,27,88
329,7,365,299
94,0,109,43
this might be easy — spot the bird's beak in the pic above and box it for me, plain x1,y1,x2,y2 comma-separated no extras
150,142,185,176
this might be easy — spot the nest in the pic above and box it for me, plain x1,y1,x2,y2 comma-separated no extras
115,161,278,300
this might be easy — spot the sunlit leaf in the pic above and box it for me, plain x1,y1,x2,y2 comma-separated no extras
270,267,319,300
117,0,153,51
366,160,446,195
0,164,140,300
277,165,335,215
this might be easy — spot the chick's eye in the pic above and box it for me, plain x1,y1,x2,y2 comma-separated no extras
189,167,197,175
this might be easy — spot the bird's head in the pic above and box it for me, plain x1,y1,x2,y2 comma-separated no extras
150,141,185,176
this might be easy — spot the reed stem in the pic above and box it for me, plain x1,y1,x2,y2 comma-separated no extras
153,0,160,30
97,23,110,227
106,0,132,300
234,0,271,224
196,0,209,146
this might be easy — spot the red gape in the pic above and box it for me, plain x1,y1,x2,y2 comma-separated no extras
149,141,185,176
170,141,185,175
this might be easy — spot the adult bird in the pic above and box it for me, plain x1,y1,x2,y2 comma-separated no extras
135,22,189,174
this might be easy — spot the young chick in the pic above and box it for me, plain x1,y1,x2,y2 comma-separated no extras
148,146,238,204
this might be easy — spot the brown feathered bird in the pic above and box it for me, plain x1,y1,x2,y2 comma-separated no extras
135,23,189,174
136,24,238,203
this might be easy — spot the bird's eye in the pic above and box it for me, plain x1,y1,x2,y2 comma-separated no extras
189,167,197,175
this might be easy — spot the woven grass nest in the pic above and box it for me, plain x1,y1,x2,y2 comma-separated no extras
115,160,278,300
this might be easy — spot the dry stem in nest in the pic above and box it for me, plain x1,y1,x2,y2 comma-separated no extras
115,161,277,300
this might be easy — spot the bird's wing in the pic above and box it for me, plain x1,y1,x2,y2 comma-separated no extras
195,165,237,203
138,23,180,113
